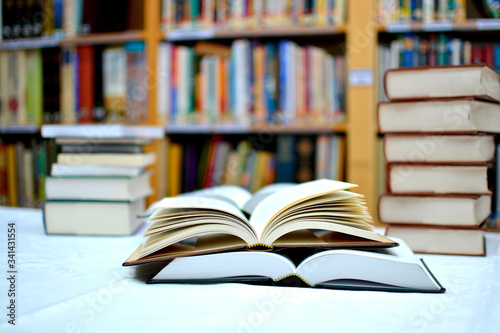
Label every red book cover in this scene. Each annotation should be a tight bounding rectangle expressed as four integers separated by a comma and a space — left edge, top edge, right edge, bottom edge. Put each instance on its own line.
483, 45, 494, 67
77, 45, 95, 123
202, 134, 223, 188
471, 46, 483, 64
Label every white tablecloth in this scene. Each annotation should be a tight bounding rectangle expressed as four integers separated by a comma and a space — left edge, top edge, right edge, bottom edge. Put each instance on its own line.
1, 207, 499, 333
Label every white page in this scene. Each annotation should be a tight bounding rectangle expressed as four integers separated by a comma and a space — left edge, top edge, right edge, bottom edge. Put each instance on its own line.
249, 179, 357, 239
153, 197, 251, 225
152, 251, 296, 281
242, 183, 296, 214
178, 185, 252, 209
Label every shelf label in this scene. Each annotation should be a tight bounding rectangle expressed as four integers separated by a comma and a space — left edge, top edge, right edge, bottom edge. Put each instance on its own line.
168, 29, 215, 41
476, 19, 500, 30
385, 22, 411, 33
422, 22, 452, 31
348, 68, 374, 87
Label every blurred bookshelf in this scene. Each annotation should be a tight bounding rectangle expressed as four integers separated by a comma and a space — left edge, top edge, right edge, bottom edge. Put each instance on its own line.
3, 0, 499, 220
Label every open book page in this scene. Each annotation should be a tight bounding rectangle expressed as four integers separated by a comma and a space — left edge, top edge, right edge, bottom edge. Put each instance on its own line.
177, 185, 252, 209
296, 242, 441, 290
250, 179, 358, 237
242, 183, 296, 215
152, 196, 249, 221
149, 238, 443, 292
152, 251, 296, 281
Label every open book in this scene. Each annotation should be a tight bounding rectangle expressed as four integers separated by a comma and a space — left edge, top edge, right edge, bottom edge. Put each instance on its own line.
148, 238, 445, 293
124, 179, 396, 266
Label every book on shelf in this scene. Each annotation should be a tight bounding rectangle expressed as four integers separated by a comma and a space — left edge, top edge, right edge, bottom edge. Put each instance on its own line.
56, 152, 156, 167
123, 179, 397, 266
160, 0, 347, 32
378, 194, 492, 227
377, 98, 500, 134
377, 0, 467, 23
387, 164, 492, 195
60, 144, 144, 154
44, 172, 152, 201
384, 64, 500, 102
0, 139, 52, 208
43, 198, 146, 236
53, 137, 154, 145
383, 134, 497, 163
157, 40, 345, 126
385, 225, 485, 256
148, 237, 445, 293
50, 163, 145, 177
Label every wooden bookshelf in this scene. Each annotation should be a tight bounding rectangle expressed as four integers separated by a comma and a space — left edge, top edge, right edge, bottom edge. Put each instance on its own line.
379, 19, 500, 33
59, 30, 145, 46
0, 36, 63, 50
0, 125, 40, 135
164, 123, 346, 135
346, 0, 378, 220
167, 25, 346, 41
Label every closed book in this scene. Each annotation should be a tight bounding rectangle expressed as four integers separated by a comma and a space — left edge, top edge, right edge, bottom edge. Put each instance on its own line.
102, 47, 126, 121
385, 225, 485, 256
43, 198, 146, 236
387, 163, 492, 195
56, 152, 156, 167
60, 144, 143, 154
378, 194, 492, 227
50, 163, 145, 177
275, 135, 297, 183
384, 64, 500, 102
124, 41, 147, 124
25, 49, 43, 125
377, 98, 500, 134
45, 172, 152, 201
0, 144, 8, 205
77, 45, 95, 123
383, 134, 496, 163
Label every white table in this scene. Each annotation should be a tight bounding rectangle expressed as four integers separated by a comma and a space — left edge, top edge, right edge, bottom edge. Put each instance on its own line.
1, 207, 499, 333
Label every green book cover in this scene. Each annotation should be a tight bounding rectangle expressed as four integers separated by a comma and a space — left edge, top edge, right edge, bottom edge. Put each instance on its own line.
26, 49, 43, 125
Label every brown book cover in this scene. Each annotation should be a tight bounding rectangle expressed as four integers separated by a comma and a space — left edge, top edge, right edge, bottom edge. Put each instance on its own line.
383, 63, 500, 102
123, 231, 398, 266
385, 162, 494, 195
385, 224, 486, 256
378, 193, 492, 228
382, 133, 496, 164
376, 97, 500, 134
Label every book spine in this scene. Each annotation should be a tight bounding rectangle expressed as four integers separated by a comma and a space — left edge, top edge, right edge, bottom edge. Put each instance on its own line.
77, 45, 95, 123
124, 41, 147, 124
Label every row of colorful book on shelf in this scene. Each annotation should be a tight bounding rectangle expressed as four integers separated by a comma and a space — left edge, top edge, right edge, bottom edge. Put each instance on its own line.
0, 138, 57, 208
161, 0, 347, 31
165, 133, 345, 197
0, 41, 147, 125
1, 0, 143, 41
377, 63, 500, 256
378, 34, 500, 101
376, 0, 468, 23
157, 40, 346, 126
1, 0, 61, 41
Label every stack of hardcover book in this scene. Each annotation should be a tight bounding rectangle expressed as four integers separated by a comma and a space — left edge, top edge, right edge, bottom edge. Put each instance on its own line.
377, 64, 500, 256
41, 125, 159, 236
